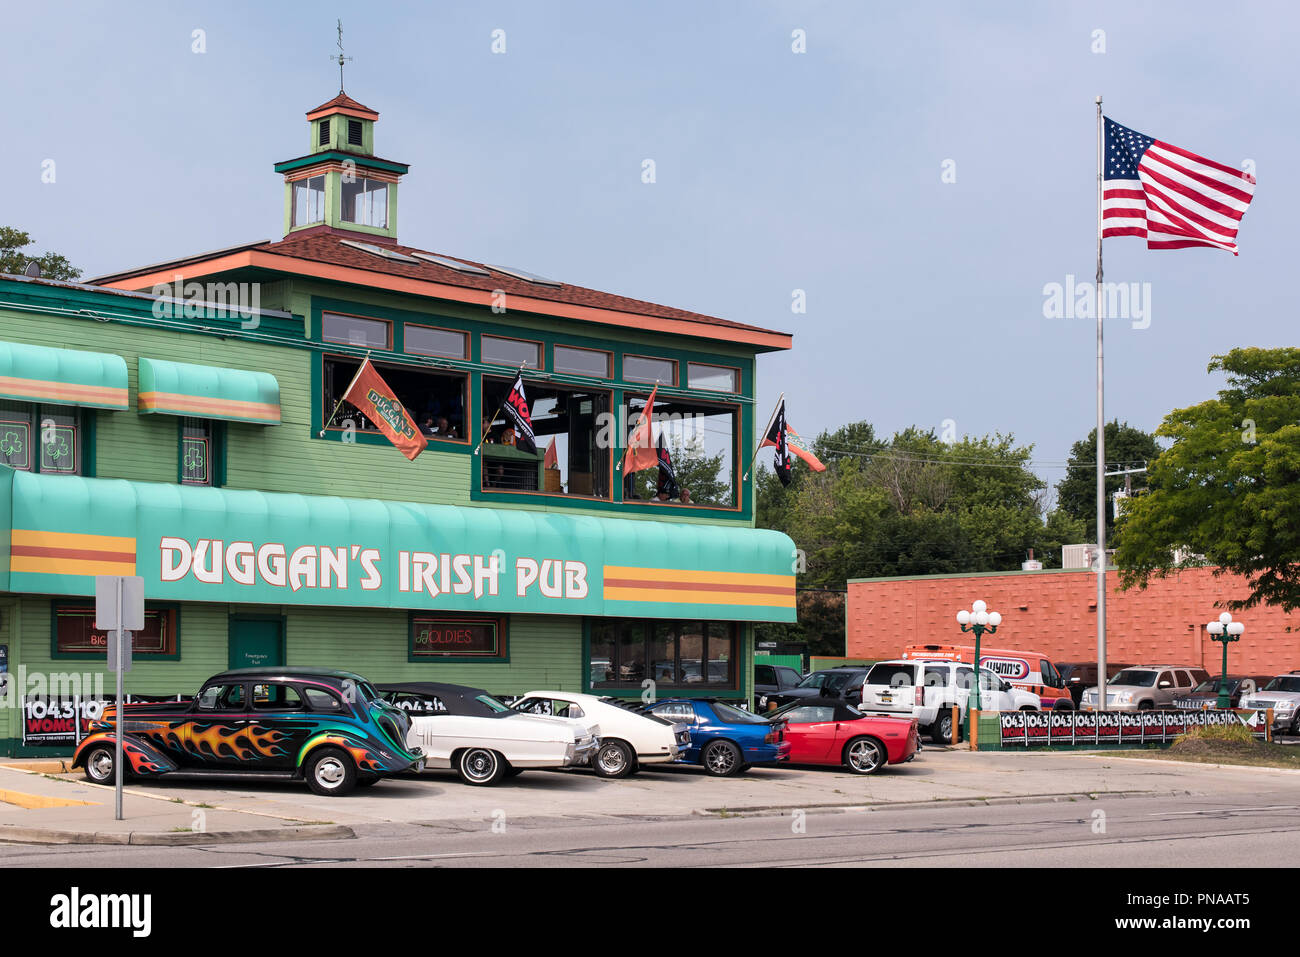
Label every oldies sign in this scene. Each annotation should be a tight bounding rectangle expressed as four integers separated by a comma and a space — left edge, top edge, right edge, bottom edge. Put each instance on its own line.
998, 709, 1270, 747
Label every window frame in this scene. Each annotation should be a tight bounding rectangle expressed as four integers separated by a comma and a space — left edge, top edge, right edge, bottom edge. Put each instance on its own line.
619, 389, 743, 511
480, 334, 543, 371
407, 612, 509, 663
320, 352, 471, 447
622, 354, 678, 386
553, 344, 612, 379
291, 174, 327, 228
178, 417, 225, 487
321, 310, 394, 351
339, 176, 390, 229
403, 323, 469, 361
687, 361, 741, 393
586, 618, 740, 695
50, 602, 182, 661
0, 402, 93, 477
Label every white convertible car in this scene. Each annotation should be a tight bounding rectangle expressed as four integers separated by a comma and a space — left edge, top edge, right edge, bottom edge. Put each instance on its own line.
512, 690, 690, 778
378, 683, 599, 786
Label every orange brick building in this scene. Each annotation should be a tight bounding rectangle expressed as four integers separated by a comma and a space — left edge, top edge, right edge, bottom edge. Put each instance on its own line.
846, 567, 1300, 676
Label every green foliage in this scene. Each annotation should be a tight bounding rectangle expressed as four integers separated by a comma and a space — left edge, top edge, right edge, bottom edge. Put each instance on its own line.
755, 421, 1081, 653
0, 226, 82, 281
1116, 348, 1300, 612
1056, 420, 1161, 541
1176, 722, 1253, 745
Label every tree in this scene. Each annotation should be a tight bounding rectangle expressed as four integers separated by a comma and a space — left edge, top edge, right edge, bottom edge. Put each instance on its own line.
630, 433, 728, 505
1116, 348, 1300, 611
1056, 420, 1160, 542
0, 226, 81, 281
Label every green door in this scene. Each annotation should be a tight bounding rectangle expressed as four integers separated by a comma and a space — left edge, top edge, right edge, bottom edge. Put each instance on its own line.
228, 617, 284, 670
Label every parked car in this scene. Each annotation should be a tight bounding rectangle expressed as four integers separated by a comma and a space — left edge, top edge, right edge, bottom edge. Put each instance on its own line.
754, 662, 804, 711
762, 666, 872, 710
646, 698, 790, 775
767, 697, 918, 774
903, 643, 1074, 710
1239, 672, 1300, 734
1171, 675, 1270, 711
860, 658, 1035, 743
71, 667, 424, 796
1058, 661, 1133, 707
377, 682, 599, 786
1079, 665, 1210, 712
512, 690, 689, 778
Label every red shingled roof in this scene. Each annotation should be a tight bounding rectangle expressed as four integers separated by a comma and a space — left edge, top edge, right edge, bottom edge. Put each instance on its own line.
306, 93, 378, 120
252, 232, 785, 338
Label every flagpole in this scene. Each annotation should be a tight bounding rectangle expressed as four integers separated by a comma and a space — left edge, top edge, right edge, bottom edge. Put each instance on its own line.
318, 350, 371, 437
742, 393, 784, 482
1095, 94, 1108, 710
472, 361, 528, 456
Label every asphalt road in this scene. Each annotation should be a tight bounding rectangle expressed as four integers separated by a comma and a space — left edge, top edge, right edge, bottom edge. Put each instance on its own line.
3, 791, 1297, 868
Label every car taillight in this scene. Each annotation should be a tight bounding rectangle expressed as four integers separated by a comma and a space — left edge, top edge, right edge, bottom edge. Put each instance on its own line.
765, 731, 774, 743
915, 685, 924, 706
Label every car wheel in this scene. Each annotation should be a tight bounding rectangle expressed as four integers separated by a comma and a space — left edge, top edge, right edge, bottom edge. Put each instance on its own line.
592, 739, 634, 779
83, 745, 115, 785
1138, 701, 1155, 711
843, 737, 887, 775
457, 748, 506, 786
1289, 712, 1300, 736
1019, 705, 1037, 712
931, 710, 954, 744
305, 747, 358, 796
1054, 699, 1075, 711
702, 740, 743, 777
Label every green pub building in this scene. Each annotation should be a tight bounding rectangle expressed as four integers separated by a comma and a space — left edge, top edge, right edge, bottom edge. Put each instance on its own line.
0, 91, 796, 755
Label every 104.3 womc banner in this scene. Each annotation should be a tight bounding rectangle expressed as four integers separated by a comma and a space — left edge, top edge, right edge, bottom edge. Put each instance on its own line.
998, 708, 1271, 747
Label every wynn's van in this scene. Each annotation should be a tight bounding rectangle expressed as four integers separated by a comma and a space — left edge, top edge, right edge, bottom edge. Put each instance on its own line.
902, 643, 1074, 710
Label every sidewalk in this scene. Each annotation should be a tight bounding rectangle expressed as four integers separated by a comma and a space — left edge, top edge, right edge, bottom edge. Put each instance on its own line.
0, 765, 352, 845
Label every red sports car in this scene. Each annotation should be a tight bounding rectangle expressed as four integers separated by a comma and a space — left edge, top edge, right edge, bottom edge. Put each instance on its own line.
767, 697, 918, 774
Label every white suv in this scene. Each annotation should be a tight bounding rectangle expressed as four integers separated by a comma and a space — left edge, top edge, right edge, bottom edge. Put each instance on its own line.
860, 658, 1037, 743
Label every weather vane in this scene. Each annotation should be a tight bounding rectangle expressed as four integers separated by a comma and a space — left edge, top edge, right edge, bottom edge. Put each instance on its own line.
330, 19, 352, 93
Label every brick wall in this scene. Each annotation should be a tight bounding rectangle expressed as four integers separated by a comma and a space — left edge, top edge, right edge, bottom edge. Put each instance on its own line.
847, 567, 1300, 675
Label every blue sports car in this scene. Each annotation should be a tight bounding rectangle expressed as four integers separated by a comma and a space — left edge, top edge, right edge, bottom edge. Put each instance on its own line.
645, 698, 791, 776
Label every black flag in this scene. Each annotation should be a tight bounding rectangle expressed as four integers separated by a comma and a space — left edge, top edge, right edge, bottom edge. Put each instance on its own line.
766, 400, 792, 487
501, 370, 537, 454
655, 431, 679, 499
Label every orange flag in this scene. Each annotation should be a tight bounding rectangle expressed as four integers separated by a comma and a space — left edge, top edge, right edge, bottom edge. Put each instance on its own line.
621, 385, 659, 474
341, 358, 428, 461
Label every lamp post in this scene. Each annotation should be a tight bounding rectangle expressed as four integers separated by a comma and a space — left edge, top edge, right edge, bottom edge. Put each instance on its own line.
956, 600, 1001, 736
1205, 612, 1245, 709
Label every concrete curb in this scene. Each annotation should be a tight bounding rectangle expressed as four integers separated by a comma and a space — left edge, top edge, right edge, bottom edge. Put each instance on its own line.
0, 822, 355, 846
1081, 753, 1300, 774
694, 788, 1199, 818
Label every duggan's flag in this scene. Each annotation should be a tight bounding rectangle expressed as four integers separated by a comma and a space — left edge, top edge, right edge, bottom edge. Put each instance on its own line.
341, 358, 428, 461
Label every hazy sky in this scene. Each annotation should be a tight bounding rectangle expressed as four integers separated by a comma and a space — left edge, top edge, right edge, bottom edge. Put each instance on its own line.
3, 1, 1293, 497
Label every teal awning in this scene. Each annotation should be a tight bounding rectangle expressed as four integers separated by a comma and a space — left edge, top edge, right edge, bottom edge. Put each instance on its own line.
0, 339, 128, 410
0, 470, 796, 623
138, 357, 281, 425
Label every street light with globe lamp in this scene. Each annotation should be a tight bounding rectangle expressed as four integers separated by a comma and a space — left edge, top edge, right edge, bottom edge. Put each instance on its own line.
1206, 612, 1245, 709
956, 600, 1001, 736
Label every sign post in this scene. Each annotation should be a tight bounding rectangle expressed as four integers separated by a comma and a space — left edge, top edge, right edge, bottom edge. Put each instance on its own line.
96, 575, 144, 821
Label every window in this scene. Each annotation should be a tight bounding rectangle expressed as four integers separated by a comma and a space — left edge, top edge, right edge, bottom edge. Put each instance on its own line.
180, 418, 220, 487
589, 619, 739, 691
787, 705, 836, 724
0, 402, 85, 475
252, 683, 305, 711
347, 119, 363, 146
409, 614, 505, 659
197, 683, 246, 711
514, 697, 585, 719
623, 355, 676, 385
405, 325, 467, 360
53, 605, 178, 657
322, 312, 390, 349
318, 119, 330, 146
292, 175, 326, 227
755, 665, 775, 685
303, 687, 344, 711
623, 392, 738, 507
688, 362, 739, 392
553, 345, 611, 378
481, 335, 540, 369
480, 377, 610, 496
340, 177, 388, 229
323, 356, 467, 442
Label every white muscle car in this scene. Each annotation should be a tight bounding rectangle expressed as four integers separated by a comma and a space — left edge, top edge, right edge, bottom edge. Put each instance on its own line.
378, 683, 599, 786
512, 690, 690, 778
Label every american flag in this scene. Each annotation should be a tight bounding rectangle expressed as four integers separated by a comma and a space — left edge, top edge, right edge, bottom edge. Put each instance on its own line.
1102, 117, 1256, 255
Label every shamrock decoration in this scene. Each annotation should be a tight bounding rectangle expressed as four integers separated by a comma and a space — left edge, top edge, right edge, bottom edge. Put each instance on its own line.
183, 442, 206, 474
0, 430, 23, 457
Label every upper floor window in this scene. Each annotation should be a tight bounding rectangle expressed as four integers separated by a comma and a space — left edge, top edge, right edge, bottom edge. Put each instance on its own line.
687, 362, 739, 393
0, 401, 84, 475
323, 355, 467, 443
322, 312, 391, 349
341, 177, 388, 229
623, 392, 738, 508
405, 324, 467, 360
481, 335, 541, 369
318, 119, 331, 146
623, 355, 676, 385
347, 119, 364, 146
291, 175, 326, 227
553, 345, 611, 378
180, 417, 221, 487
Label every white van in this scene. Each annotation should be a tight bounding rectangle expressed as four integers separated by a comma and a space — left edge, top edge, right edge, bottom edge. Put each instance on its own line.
861, 658, 1037, 743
